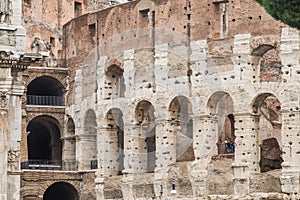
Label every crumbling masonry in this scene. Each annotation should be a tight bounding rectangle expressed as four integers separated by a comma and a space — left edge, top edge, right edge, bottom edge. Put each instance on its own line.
0, 0, 300, 199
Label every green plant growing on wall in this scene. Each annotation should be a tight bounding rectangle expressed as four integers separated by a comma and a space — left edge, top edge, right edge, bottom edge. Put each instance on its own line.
256, 0, 300, 29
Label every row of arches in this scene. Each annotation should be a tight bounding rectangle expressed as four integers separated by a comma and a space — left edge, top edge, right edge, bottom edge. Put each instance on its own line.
25, 92, 283, 173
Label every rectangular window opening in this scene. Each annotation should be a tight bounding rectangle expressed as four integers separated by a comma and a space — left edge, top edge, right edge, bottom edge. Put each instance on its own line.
50, 37, 55, 46
89, 23, 96, 37
74, 1, 82, 18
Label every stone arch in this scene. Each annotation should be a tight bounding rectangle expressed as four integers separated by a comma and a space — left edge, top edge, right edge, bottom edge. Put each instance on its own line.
135, 100, 156, 172
66, 117, 75, 137
24, 69, 68, 89
43, 182, 79, 200
250, 44, 282, 83
104, 108, 124, 175
26, 110, 65, 127
26, 115, 62, 169
207, 91, 235, 154
104, 64, 125, 99
82, 109, 98, 169
26, 75, 65, 106
252, 93, 283, 173
62, 117, 76, 171
169, 96, 194, 162
84, 109, 97, 135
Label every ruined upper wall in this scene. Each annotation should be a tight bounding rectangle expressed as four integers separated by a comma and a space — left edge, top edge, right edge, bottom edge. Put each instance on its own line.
87, 0, 133, 12
22, 0, 89, 60
63, 0, 286, 65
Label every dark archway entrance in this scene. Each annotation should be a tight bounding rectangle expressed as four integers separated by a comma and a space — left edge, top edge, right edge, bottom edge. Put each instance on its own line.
169, 96, 194, 162
135, 100, 156, 173
253, 93, 283, 172
27, 76, 64, 106
43, 182, 79, 200
26, 116, 62, 169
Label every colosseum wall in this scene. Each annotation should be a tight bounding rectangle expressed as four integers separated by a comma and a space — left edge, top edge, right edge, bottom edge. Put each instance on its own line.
62, 0, 300, 199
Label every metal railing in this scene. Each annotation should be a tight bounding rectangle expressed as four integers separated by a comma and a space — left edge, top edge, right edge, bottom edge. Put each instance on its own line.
21, 160, 62, 170
63, 161, 78, 171
27, 95, 64, 106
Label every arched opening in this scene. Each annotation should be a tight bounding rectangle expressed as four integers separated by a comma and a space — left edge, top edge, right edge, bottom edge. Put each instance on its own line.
169, 96, 194, 162
84, 109, 97, 169
135, 100, 156, 172
43, 182, 79, 200
25, 116, 62, 170
27, 76, 65, 106
253, 93, 283, 173
208, 92, 235, 154
251, 44, 282, 83
105, 108, 124, 175
62, 117, 76, 171
66, 118, 75, 136
104, 65, 125, 99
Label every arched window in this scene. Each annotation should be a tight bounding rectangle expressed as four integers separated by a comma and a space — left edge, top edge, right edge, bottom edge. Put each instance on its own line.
135, 100, 156, 172
25, 115, 62, 170
27, 76, 65, 106
62, 117, 76, 171
43, 182, 79, 200
84, 109, 98, 170
104, 65, 125, 99
251, 44, 282, 83
253, 93, 283, 172
169, 96, 194, 162
105, 108, 124, 174
208, 92, 235, 155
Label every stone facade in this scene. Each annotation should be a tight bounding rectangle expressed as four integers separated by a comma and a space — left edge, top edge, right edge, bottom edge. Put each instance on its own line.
63, 0, 300, 199
0, 0, 300, 199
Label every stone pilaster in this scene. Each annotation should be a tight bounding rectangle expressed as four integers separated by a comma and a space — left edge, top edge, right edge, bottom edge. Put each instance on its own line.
61, 136, 77, 171
234, 112, 260, 172
190, 159, 209, 197
123, 123, 147, 174
121, 174, 134, 200
155, 118, 176, 169
76, 134, 97, 171
97, 126, 120, 176
123, 49, 134, 98
232, 112, 259, 197
0, 110, 8, 200
280, 111, 300, 195
95, 174, 105, 200
232, 162, 250, 197
189, 114, 220, 197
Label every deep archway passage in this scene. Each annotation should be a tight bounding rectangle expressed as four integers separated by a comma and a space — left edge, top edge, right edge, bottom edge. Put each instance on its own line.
135, 100, 156, 172
253, 93, 283, 172
105, 108, 124, 175
208, 92, 235, 154
26, 116, 62, 169
169, 96, 194, 162
27, 76, 65, 106
43, 182, 79, 200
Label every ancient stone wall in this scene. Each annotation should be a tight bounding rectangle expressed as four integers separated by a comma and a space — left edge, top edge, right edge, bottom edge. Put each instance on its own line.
63, 0, 300, 199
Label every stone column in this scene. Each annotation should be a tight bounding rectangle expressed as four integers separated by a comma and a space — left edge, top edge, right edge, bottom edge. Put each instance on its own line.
76, 134, 97, 171
62, 136, 76, 170
121, 174, 134, 200
155, 118, 176, 169
0, 110, 8, 200
153, 118, 177, 198
95, 174, 105, 200
123, 123, 147, 174
190, 114, 212, 197
232, 112, 259, 197
281, 111, 300, 195
98, 126, 119, 176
